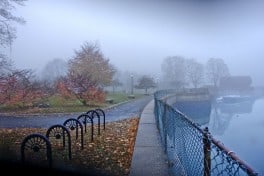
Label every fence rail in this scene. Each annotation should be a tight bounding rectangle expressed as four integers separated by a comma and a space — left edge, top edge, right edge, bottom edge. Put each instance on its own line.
154, 89, 258, 176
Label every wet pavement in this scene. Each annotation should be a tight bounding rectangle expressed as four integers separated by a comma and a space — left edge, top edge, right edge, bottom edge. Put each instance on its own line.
129, 99, 170, 176
0, 95, 153, 128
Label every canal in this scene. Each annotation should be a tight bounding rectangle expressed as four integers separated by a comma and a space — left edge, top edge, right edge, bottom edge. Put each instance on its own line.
174, 96, 264, 175
205, 97, 264, 175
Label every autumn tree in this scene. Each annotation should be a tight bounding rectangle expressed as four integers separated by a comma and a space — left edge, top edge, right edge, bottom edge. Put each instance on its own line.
0, 55, 15, 104
0, 0, 26, 48
0, 68, 42, 107
1, 55, 42, 108
185, 59, 204, 88
135, 75, 156, 94
10, 69, 42, 106
161, 56, 187, 89
62, 41, 115, 105
206, 58, 230, 88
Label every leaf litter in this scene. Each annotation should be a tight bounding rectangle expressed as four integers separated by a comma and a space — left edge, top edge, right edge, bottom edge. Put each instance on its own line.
0, 117, 139, 176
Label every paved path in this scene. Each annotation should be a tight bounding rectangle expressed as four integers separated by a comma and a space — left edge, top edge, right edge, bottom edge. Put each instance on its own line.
129, 99, 171, 176
0, 96, 153, 128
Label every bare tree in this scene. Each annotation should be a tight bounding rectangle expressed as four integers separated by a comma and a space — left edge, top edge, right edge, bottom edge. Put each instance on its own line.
0, 0, 26, 48
109, 68, 122, 93
135, 75, 156, 94
41, 58, 68, 84
161, 56, 187, 89
206, 58, 230, 88
110, 78, 122, 93
0, 54, 13, 75
185, 59, 204, 88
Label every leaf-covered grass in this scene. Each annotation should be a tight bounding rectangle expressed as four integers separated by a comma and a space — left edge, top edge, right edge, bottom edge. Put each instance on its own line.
48, 95, 84, 106
106, 92, 143, 104
0, 117, 139, 176
0, 93, 145, 114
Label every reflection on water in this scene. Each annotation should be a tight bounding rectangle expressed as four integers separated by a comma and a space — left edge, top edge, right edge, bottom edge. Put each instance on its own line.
174, 96, 264, 175
205, 97, 264, 175
173, 100, 211, 125
207, 98, 255, 135
218, 99, 254, 114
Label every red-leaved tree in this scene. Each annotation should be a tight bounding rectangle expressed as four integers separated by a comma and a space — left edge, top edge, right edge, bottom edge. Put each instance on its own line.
57, 41, 115, 105
0, 69, 43, 107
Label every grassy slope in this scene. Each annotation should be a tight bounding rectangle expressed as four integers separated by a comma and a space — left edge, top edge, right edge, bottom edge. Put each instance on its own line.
0, 92, 144, 114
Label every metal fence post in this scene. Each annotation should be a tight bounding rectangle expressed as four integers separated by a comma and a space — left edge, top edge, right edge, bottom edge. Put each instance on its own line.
203, 127, 211, 176
163, 102, 168, 154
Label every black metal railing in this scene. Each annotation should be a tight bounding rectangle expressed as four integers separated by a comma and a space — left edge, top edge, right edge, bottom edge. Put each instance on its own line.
20, 108, 106, 167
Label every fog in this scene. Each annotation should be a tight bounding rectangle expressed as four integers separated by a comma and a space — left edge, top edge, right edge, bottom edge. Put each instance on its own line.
2, 0, 264, 86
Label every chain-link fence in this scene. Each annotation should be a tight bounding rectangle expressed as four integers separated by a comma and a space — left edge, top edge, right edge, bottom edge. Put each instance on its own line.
154, 90, 258, 176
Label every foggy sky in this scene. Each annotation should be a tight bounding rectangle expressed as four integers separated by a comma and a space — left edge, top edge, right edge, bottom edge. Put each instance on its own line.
3, 0, 264, 86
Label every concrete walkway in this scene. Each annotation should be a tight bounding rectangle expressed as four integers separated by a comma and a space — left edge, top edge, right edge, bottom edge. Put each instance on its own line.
129, 99, 170, 176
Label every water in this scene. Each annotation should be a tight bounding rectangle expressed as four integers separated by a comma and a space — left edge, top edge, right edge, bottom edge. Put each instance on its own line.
205, 97, 264, 175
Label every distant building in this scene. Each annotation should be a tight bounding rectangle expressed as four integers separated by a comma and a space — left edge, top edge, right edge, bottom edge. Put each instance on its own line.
219, 76, 253, 94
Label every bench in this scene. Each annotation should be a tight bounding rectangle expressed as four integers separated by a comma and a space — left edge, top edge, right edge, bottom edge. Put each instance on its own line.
105, 98, 114, 104
128, 95, 135, 99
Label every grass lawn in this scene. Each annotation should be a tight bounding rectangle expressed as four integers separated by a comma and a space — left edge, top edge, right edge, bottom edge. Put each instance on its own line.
0, 92, 144, 115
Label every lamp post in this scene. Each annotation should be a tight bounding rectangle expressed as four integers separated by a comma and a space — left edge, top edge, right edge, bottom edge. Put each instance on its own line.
156, 77, 159, 90
131, 74, 134, 95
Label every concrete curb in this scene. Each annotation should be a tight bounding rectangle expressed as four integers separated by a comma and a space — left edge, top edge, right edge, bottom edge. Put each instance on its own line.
129, 99, 170, 176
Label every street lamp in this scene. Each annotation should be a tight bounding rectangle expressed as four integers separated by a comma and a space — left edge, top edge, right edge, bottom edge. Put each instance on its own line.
131, 74, 134, 95
156, 77, 159, 90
